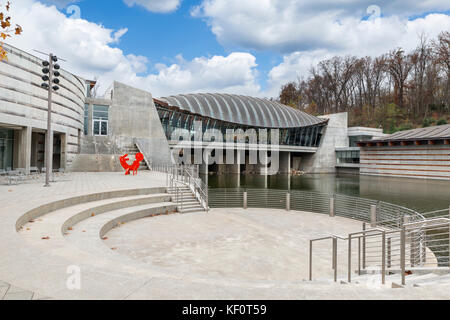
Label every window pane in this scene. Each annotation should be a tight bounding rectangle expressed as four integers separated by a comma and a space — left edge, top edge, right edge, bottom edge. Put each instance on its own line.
101, 121, 108, 135
93, 105, 109, 120
93, 121, 100, 135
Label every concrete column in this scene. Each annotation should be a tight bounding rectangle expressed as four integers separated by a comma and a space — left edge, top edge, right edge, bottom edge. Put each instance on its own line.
88, 103, 93, 136
286, 193, 290, 211
329, 198, 335, 217
370, 205, 377, 227
60, 133, 67, 169
18, 126, 32, 173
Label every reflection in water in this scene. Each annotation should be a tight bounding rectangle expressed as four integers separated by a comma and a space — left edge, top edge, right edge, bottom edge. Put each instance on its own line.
205, 173, 450, 213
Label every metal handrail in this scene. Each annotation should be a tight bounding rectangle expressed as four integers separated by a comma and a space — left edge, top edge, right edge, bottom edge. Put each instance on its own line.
309, 217, 450, 286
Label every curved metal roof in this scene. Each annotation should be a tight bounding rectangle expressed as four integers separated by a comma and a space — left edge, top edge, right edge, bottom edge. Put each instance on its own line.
158, 93, 325, 128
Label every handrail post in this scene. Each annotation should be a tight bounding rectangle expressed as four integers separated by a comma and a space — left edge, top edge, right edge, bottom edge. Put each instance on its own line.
362, 223, 366, 269
309, 240, 313, 281
448, 205, 450, 267
329, 197, 335, 217
348, 234, 352, 283
286, 192, 290, 211
382, 231, 386, 285
358, 237, 361, 276
243, 191, 247, 209
333, 237, 338, 282
401, 226, 406, 285
387, 237, 392, 269
370, 204, 377, 227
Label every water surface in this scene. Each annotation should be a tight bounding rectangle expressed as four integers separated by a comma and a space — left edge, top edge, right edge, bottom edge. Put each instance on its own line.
205, 173, 450, 213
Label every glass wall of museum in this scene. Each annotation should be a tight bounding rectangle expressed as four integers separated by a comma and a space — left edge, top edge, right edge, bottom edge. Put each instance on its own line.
156, 104, 325, 147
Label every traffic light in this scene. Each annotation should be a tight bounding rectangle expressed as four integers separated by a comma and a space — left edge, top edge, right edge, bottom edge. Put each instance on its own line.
41, 54, 61, 92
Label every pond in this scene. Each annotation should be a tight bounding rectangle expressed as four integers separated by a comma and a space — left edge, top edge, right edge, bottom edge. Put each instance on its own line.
205, 173, 450, 213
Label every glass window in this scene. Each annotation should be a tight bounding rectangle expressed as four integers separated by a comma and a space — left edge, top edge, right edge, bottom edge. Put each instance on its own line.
0, 128, 14, 170
93, 105, 109, 136
84, 104, 89, 135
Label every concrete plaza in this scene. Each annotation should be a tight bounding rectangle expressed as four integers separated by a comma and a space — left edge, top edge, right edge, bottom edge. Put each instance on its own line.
1, 172, 450, 300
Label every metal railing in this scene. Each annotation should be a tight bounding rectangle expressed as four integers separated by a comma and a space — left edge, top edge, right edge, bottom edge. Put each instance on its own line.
208, 188, 424, 224
152, 163, 209, 212
208, 188, 448, 285
309, 216, 450, 286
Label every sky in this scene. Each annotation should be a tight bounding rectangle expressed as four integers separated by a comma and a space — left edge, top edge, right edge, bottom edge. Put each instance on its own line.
5, 0, 450, 98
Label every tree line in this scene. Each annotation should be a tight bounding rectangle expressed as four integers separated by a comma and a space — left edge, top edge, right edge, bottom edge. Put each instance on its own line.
278, 32, 449, 133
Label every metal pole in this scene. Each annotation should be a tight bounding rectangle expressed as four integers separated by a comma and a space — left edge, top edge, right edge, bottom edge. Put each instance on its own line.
243, 191, 248, 209
358, 237, 361, 276
401, 226, 406, 285
382, 231, 386, 285
387, 237, 392, 269
286, 192, 290, 211
348, 234, 352, 283
206, 164, 209, 213
333, 237, 337, 282
44, 53, 54, 187
370, 204, 377, 227
329, 197, 335, 217
362, 223, 366, 269
309, 240, 313, 281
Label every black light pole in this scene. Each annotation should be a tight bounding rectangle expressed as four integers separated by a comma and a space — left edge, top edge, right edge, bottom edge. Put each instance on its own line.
41, 54, 60, 187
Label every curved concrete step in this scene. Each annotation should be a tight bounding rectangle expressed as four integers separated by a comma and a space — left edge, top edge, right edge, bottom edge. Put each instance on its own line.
61, 193, 172, 233
65, 202, 177, 260
16, 187, 168, 231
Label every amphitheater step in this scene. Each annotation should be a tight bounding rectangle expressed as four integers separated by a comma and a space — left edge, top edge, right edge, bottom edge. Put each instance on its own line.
65, 201, 177, 260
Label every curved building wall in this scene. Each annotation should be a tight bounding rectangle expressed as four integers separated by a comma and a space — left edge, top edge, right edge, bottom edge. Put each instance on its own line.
0, 44, 86, 171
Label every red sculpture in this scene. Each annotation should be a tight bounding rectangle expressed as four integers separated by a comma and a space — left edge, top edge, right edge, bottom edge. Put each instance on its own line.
120, 153, 144, 175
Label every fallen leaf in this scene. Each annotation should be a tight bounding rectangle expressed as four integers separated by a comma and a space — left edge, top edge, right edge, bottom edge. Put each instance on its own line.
91, 213, 95, 217
82, 230, 86, 233
102, 237, 108, 240
41, 236, 50, 240
29, 219, 35, 223
68, 227, 73, 231
26, 228, 30, 231
111, 247, 117, 250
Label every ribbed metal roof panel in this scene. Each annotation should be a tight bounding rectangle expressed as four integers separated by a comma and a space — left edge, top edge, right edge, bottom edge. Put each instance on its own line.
159, 93, 325, 128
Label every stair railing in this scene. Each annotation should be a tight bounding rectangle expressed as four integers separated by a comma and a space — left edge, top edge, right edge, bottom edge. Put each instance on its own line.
309, 217, 450, 286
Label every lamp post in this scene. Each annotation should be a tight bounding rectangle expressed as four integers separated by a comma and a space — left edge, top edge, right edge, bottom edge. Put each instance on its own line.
41, 53, 60, 187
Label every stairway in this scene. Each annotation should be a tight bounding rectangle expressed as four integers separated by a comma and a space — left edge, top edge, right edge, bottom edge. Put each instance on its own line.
167, 184, 206, 213
121, 144, 149, 171
316, 271, 450, 289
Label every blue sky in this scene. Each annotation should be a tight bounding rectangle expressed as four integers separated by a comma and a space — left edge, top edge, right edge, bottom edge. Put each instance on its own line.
8, 0, 450, 97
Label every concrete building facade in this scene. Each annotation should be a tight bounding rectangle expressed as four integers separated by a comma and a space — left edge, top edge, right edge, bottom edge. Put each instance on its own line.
0, 44, 85, 173
358, 125, 450, 180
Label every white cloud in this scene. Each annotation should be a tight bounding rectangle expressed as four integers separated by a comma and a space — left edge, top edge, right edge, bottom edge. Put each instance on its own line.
6, 0, 260, 97
192, 0, 449, 97
192, 0, 450, 53
143, 53, 260, 96
123, 0, 181, 13
264, 13, 450, 97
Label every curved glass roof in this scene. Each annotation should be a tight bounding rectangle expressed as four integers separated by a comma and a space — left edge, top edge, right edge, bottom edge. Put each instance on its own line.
159, 93, 325, 128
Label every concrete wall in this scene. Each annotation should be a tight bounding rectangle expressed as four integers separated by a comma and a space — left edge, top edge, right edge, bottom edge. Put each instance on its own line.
360, 144, 450, 181
0, 44, 85, 170
302, 112, 349, 173
70, 81, 172, 171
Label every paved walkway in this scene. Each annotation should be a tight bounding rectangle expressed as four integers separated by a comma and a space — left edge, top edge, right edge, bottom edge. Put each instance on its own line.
1, 172, 449, 299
